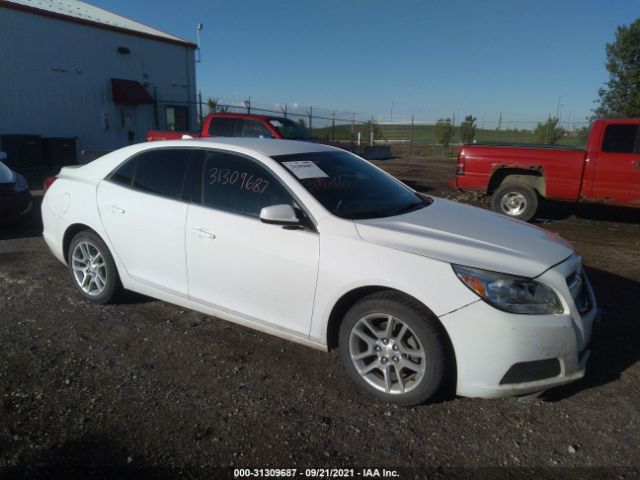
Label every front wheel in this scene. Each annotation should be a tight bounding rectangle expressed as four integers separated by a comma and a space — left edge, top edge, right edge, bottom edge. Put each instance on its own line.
68, 231, 121, 303
491, 183, 538, 222
339, 292, 449, 406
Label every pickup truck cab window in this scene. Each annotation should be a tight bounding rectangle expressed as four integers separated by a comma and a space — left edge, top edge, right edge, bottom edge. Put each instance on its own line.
273, 150, 430, 219
208, 118, 238, 137
199, 151, 293, 217
601, 124, 639, 153
241, 120, 275, 138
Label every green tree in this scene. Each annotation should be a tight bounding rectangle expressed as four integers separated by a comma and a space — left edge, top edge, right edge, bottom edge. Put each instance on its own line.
434, 118, 453, 147
459, 115, 477, 143
534, 117, 565, 145
207, 97, 229, 113
595, 19, 640, 118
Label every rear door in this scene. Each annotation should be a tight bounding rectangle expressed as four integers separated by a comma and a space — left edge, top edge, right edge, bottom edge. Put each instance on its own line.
591, 123, 638, 204
97, 148, 193, 297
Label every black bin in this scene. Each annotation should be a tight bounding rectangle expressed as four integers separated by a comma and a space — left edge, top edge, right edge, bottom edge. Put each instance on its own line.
43, 137, 77, 166
0, 135, 45, 169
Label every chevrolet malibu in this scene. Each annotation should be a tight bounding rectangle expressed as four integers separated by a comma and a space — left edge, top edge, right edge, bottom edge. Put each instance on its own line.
42, 139, 598, 405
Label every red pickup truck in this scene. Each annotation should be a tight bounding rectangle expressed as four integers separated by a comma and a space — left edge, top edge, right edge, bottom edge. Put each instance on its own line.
147, 113, 313, 142
453, 119, 640, 221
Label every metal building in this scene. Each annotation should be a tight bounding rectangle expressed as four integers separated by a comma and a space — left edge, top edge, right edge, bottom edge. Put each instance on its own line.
0, 0, 197, 163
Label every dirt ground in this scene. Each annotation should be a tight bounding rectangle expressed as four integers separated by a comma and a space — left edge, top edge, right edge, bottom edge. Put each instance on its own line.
1, 156, 639, 479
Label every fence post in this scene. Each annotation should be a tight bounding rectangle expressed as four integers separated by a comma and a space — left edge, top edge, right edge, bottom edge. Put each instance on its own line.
244, 97, 251, 114
308, 107, 313, 135
331, 112, 335, 142
351, 112, 355, 150
370, 116, 374, 147
198, 91, 203, 128
409, 114, 414, 156
153, 86, 159, 129
496, 112, 502, 144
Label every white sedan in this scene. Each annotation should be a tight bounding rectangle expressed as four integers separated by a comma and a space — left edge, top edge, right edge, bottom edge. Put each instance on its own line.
42, 139, 598, 405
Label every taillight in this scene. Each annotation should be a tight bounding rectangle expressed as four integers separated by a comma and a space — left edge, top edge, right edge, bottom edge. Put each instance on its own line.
43, 176, 57, 191
456, 154, 465, 175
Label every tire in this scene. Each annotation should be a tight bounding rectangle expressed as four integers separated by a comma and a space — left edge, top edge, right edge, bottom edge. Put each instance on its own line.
68, 230, 121, 304
491, 183, 538, 222
338, 291, 449, 406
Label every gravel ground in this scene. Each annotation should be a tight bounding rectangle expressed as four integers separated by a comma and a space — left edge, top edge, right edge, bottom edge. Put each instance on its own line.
1, 157, 639, 479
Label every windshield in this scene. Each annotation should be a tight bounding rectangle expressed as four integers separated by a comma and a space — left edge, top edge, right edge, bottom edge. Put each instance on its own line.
273, 151, 431, 219
268, 118, 313, 140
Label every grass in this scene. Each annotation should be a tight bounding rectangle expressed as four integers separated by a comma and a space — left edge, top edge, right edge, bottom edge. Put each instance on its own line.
311, 124, 583, 148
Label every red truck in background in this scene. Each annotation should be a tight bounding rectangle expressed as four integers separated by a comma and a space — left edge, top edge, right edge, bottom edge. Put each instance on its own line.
453, 119, 640, 221
147, 112, 313, 142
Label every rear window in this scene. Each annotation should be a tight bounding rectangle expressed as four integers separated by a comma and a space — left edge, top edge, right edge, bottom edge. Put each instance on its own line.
602, 124, 639, 153
208, 118, 238, 137
133, 150, 189, 198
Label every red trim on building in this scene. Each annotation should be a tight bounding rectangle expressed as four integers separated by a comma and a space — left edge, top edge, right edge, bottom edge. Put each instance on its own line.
111, 78, 154, 105
0, 1, 197, 49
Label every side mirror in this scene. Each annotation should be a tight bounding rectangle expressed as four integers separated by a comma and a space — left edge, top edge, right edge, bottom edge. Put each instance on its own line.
0, 151, 6, 161
260, 204, 299, 226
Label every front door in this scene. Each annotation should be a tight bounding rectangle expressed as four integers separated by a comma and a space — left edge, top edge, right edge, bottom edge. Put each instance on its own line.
185, 149, 320, 335
591, 123, 638, 204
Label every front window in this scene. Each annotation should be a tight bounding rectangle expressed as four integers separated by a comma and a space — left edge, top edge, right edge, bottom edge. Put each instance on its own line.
199, 151, 293, 217
268, 118, 313, 140
273, 151, 430, 219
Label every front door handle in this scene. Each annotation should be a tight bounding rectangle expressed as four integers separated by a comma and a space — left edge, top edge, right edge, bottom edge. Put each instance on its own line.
192, 227, 216, 239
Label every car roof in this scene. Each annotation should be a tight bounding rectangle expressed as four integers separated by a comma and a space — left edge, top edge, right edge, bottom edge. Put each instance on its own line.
190, 137, 339, 157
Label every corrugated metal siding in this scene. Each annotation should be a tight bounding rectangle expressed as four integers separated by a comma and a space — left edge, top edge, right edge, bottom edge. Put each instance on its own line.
0, 7, 197, 159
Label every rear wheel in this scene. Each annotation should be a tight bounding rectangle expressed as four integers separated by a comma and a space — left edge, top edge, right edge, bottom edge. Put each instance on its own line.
339, 292, 449, 406
491, 183, 538, 222
68, 231, 121, 303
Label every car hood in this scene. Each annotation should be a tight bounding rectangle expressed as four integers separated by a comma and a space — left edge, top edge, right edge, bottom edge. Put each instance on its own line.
0, 161, 15, 184
354, 197, 574, 278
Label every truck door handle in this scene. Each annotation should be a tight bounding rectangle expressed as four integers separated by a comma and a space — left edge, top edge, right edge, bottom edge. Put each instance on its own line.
107, 205, 125, 214
633, 160, 640, 168
192, 227, 216, 239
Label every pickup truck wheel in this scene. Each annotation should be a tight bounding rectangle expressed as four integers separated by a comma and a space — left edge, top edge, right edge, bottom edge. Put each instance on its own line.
491, 183, 538, 222
339, 292, 448, 406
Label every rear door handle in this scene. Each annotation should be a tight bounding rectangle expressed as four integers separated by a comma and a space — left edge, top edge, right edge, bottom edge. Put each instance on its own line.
192, 227, 216, 239
107, 205, 125, 214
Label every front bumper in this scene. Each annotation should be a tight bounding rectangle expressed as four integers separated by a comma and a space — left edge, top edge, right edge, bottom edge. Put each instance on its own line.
440, 255, 598, 398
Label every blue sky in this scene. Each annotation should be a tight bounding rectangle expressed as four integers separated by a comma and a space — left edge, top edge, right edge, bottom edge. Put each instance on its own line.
92, 0, 638, 127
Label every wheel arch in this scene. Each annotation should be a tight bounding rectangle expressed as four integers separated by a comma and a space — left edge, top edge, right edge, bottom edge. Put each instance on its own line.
488, 167, 546, 197
62, 223, 101, 264
326, 286, 455, 358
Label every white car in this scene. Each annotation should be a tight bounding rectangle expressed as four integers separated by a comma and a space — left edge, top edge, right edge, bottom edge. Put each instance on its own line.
42, 139, 598, 405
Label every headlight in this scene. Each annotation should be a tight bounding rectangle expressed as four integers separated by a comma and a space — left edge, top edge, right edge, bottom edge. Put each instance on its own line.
452, 265, 563, 315
12, 174, 28, 192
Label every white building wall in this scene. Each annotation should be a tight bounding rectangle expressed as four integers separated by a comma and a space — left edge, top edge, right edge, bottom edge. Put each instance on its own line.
0, 7, 196, 159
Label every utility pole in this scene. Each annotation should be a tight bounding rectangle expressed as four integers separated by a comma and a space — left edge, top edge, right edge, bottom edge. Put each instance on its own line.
496, 112, 502, 143
244, 96, 251, 114
556, 96, 562, 119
